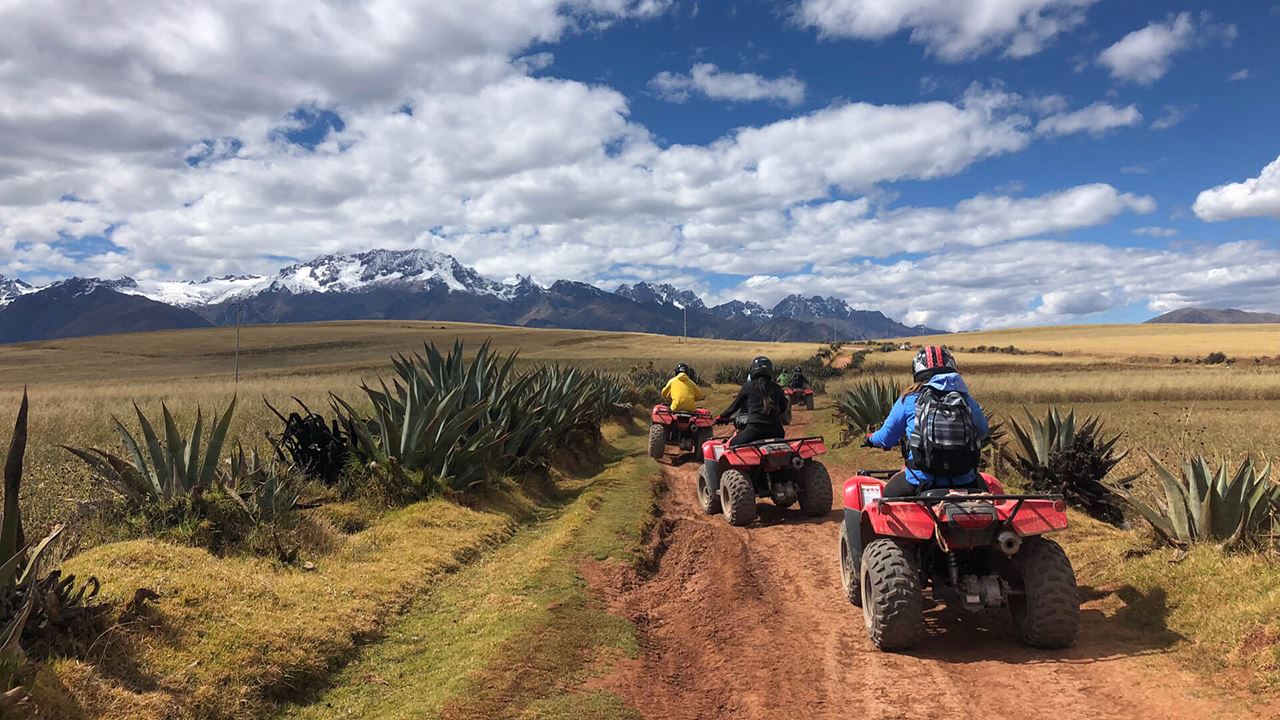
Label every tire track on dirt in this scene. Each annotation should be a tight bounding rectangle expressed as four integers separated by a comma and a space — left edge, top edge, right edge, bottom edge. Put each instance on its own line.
592, 408, 1275, 720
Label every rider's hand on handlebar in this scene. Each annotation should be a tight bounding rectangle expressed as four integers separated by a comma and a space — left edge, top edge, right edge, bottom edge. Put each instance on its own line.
715, 415, 731, 426
861, 434, 875, 448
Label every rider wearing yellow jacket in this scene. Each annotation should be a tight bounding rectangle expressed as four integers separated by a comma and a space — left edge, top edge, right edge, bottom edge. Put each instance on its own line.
661, 363, 705, 413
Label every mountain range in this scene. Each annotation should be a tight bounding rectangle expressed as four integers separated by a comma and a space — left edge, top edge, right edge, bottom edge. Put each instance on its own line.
1145, 307, 1280, 324
0, 250, 940, 344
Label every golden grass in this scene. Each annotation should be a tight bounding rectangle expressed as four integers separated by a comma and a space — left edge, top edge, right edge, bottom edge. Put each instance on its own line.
41, 495, 516, 719
282, 429, 654, 720
898, 323, 1280, 360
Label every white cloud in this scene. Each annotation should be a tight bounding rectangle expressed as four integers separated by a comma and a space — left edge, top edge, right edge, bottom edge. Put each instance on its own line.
649, 63, 806, 106
720, 239, 1280, 330
796, 0, 1097, 61
1098, 12, 1235, 85
786, 183, 1154, 258
1035, 102, 1141, 136
1193, 154, 1280, 221
1229, 68, 1249, 81
1151, 104, 1192, 130
1132, 226, 1177, 237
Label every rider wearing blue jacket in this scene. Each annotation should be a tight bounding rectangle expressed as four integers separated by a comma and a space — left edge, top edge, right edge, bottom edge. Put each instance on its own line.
865, 346, 988, 497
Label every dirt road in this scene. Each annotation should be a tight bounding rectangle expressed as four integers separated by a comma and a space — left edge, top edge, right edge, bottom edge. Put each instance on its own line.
590, 410, 1273, 720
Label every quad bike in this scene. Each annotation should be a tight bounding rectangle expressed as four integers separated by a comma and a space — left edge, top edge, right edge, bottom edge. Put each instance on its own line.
648, 405, 716, 461
838, 467, 1079, 651
697, 429, 832, 526
784, 385, 815, 410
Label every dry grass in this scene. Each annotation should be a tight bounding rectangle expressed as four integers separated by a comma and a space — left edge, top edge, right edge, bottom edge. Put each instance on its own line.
897, 323, 1280, 360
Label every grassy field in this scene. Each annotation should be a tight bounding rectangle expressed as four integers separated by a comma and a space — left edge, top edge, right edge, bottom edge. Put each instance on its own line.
897, 322, 1280, 361
6, 320, 1280, 716
0, 321, 816, 539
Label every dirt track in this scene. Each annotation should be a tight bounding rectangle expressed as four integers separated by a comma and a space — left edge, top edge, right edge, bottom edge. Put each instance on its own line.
590, 409, 1275, 720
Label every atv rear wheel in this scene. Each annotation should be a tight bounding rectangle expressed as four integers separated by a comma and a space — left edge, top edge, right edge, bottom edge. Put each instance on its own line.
719, 469, 756, 526
797, 460, 833, 517
1007, 537, 1079, 648
861, 538, 923, 651
805, 395, 814, 411
697, 464, 722, 515
839, 522, 861, 607
647, 423, 666, 460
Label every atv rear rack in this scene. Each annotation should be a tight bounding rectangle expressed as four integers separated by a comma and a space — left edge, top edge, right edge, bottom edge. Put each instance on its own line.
873, 493, 1065, 527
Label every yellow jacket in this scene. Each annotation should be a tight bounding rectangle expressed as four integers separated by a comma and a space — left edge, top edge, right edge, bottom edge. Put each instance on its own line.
661, 372, 705, 413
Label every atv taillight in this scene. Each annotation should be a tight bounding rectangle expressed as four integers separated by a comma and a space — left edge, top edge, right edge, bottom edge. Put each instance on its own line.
948, 512, 994, 529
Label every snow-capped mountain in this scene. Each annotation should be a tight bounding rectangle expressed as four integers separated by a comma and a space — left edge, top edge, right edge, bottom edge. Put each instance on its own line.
771, 295, 856, 320
0, 250, 939, 344
614, 282, 707, 311
708, 300, 772, 320
0, 276, 34, 306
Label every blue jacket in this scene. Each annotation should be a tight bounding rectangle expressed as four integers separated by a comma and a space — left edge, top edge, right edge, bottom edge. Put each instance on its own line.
867, 373, 989, 487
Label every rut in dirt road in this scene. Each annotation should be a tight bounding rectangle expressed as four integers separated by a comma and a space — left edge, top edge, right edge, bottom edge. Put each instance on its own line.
591, 409, 1273, 720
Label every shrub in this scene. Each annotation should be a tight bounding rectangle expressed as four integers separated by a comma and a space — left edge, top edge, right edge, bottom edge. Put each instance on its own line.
266, 398, 350, 486
619, 361, 667, 405
1003, 408, 1136, 527
333, 341, 626, 494
2, 392, 104, 711
63, 399, 235, 508
1116, 456, 1278, 549
713, 364, 748, 385
833, 378, 902, 444
1203, 351, 1229, 365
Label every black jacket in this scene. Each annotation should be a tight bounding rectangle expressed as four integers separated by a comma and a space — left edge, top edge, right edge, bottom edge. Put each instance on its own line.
720, 378, 789, 425
788, 372, 808, 389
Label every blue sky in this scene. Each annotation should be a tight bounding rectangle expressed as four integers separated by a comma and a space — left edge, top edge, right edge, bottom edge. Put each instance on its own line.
1, 0, 1278, 329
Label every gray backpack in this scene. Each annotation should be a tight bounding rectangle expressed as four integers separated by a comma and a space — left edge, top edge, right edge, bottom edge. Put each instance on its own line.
907, 387, 980, 478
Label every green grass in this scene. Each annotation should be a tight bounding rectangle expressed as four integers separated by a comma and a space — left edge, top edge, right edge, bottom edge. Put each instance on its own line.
279, 427, 657, 720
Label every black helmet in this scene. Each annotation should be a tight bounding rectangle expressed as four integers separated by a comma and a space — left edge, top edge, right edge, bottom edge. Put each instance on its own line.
793, 366, 803, 373
674, 362, 690, 376
912, 345, 957, 382
749, 356, 774, 379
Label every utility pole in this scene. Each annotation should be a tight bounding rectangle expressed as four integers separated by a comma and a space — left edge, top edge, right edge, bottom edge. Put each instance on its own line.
683, 304, 687, 344
234, 303, 242, 384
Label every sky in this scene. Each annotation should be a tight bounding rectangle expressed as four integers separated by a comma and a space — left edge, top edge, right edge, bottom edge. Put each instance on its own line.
1, 0, 1278, 331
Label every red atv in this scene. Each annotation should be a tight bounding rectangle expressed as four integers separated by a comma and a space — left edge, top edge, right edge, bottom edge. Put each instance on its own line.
697, 434, 832, 526
648, 405, 716, 461
784, 386, 815, 410
838, 468, 1079, 651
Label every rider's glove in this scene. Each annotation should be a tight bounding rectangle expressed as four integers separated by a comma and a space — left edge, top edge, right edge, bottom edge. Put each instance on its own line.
715, 415, 731, 426
861, 434, 875, 448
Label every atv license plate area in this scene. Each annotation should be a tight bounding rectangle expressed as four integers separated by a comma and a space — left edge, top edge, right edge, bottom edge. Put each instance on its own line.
759, 442, 793, 455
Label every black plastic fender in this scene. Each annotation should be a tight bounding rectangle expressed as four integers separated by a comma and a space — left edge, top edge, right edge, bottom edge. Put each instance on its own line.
843, 507, 865, 570
703, 460, 723, 498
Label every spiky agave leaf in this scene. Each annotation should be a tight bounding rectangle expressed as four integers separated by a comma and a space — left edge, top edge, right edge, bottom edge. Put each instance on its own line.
1, 390, 28, 588
834, 377, 902, 439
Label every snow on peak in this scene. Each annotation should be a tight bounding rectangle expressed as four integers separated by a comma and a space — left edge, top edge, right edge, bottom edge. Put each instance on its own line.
772, 294, 854, 320
614, 282, 707, 311
709, 299, 771, 319
0, 275, 34, 307
256, 249, 506, 297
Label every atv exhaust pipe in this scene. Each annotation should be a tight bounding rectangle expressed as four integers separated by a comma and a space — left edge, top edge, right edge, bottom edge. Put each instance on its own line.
997, 530, 1022, 557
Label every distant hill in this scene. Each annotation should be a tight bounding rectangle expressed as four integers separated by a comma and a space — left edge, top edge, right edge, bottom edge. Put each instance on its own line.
0, 279, 212, 343
1146, 308, 1280, 324
0, 250, 939, 344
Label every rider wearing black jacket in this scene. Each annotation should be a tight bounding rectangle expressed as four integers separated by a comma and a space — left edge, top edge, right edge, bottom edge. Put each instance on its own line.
717, 356, 789, 446
788, 366, 808, 389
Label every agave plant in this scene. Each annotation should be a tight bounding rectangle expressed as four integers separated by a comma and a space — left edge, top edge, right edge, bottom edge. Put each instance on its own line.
2, 392, 102, 716
220, 444, 302, 525
1116, 456, 1278, 549
834, 377, 902, 443
64, 399, 236, 506
334, 342, 628, 493
1003, 408, 1135, 526
266, 398, 349, 485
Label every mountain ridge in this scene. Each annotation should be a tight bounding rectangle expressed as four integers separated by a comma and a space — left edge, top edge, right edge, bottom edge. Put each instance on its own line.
0, 250, 939, 344
1146, 307, 1280, 324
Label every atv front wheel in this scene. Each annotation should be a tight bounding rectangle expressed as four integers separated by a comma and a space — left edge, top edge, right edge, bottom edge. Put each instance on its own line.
697, 464, 722, 515
719, 469, 757, 526
1008, 537, 1079, 648
839, 522, 861, 607
647, 423, 666, 460
861, 538, 923, 651
797, 460, 833, 517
